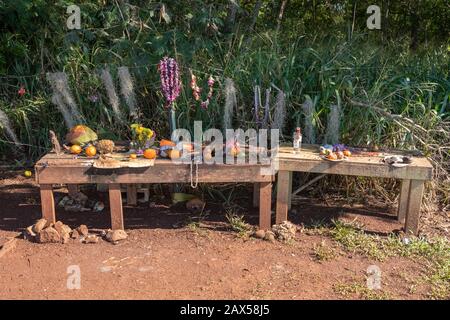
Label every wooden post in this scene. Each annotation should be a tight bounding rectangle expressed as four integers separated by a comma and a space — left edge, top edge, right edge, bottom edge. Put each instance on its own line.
127, 184, 137, 206
253, 183, 260, 208
40, 184, 56, 223
67, 184, 78, 197
404, 180, 425, 236
287, 171, 293, 210
276, 170, 290, 224
259, 182, 272, 230
397, 179, 410, 223
109, 183, 124, 230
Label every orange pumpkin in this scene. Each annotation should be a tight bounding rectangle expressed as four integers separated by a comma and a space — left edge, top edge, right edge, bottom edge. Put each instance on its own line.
85, 145, 97, 157
160, 139, 176, 147
70, 144, 82, 154
143, 149, 157, 159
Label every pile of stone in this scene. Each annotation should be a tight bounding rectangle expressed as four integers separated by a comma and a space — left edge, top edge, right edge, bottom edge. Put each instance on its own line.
253, 221, 297, 243
24, 219, 128, 245
58, 192, 104, 213
272, 221, 297, 242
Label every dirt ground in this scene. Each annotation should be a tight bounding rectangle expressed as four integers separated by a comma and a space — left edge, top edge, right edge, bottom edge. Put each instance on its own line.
0, 171, 448, 300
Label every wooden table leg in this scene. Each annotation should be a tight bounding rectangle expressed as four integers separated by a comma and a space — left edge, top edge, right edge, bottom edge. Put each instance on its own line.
127, 184, 137, 206
276, 170, 290, 224
109, 183, 124, 230
253, 183, 260, 208
397, 179, 410, 223
259, 182, 272, 230
287, 171, 293, 210
404, 180, 425, 236
40, 184, 56, 223
67, 184, 78, 197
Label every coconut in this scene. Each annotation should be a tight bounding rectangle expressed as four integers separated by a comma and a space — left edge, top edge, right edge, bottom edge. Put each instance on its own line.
65, 125, 98, 146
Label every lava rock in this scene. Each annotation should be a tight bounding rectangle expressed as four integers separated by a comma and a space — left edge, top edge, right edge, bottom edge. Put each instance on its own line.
32, 218, 48, 233
272, 221, 297, 242
70, 229, 79, 240
37, 227, 61, 244
254, 229, 266, 239
83, 234, 99, 244
105, 229, 128, 243
264, 231, 276, 243
76, 225, 89, 237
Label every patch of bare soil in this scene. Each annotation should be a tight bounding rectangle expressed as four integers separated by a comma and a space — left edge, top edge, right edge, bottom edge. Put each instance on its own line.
0, 171, 446, 299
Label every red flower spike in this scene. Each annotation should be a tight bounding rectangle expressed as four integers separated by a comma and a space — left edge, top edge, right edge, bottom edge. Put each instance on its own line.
18, 87, 26, 97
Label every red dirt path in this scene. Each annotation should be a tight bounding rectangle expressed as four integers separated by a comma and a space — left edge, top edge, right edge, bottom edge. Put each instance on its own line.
0, 172, 441, 299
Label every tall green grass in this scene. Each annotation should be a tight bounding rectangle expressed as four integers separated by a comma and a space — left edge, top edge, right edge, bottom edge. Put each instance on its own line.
0, 19, 448, 205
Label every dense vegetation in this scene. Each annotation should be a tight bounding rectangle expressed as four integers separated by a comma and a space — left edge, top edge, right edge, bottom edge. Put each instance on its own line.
0, 1, 449, 205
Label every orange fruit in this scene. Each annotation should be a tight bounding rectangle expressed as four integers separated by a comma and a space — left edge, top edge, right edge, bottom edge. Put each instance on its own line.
143, 149, 157, 159
85, 145, 97, 157
343, 150, 352, 157
160, 139, 176, 147
70, 144, 82, 154
326, 152, 337, 160
129, 153, 137, 160
167, 149, 181, 160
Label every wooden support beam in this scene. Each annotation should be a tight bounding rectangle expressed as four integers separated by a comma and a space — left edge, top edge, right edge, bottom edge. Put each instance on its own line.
287, 171, 293, 210
40, 184, 55, 223
109, 183, 124, 230
253, 183, 260, 208
404, 180, 424, 236
126, 184, 137, 206
292, 173, 326, 195
397, 179, 410, 223
276, 170, 290, 224
259, 182, 272, 230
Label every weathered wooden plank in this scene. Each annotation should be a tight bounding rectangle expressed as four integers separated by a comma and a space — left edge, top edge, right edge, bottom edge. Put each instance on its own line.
404, 180, 425, 235
36, 165, 273, 184
126, 184, 137, 206
276, 171, 290, 224
259, 182, 272, 230
279, 159, 432, 180
397, 179, 410, 223
40, 184, 56, 224
253, 183, 260, 208
109, 183, 124, 230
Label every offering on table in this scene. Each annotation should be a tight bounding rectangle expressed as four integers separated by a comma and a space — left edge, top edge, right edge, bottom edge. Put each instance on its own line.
383, 155, 412, 167
65, 125, 98, 146
319, 144, 351, 161
130, 124, 155, 151
85, 145, 97, 157
96, 139, 115, 155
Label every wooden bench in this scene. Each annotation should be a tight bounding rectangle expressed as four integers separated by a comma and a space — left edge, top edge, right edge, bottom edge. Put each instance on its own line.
275, 145, 433, 235
35, 153, 274, 230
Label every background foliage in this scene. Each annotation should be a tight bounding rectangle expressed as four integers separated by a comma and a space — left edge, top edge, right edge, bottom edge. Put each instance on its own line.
0, 0, 449, 205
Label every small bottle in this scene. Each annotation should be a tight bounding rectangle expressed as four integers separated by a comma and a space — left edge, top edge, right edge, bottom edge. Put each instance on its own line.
293, 127, 302, 154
